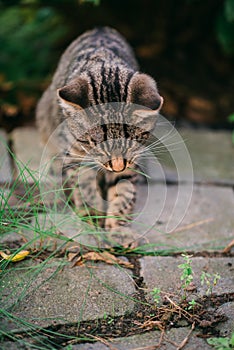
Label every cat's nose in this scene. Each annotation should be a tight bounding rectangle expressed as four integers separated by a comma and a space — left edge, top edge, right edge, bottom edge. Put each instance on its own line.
110, 157, 127, 172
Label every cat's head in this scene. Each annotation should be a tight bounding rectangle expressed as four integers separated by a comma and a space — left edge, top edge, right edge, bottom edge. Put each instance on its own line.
57, 73, 163, 173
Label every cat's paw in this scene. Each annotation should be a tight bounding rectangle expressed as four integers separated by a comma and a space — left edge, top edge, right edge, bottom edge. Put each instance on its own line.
104, 224, 140, 248
104, 217, 120, 230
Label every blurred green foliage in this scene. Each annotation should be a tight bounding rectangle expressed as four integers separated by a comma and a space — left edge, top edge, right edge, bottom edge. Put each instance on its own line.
80, 0, 100, 5
0, 1, 68, 126
0, 0, 233, 128
216, 0, 234, 54
0, 0, 233, 89
0, 5, 67, 83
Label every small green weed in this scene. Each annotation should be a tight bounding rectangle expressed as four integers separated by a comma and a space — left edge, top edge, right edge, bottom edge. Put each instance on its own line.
150, 287, 161, 306
103, 312, 114, 324
207, 331, 234, 350
178, 254, 194, 299
200, 271, 221, 295
187, 298, 197, 311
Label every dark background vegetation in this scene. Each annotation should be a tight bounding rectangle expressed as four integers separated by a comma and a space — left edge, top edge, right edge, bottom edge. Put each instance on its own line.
0, 0, 234, 131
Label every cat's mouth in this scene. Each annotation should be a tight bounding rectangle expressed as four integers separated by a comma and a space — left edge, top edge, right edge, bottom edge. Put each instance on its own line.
104, 157, 129, 172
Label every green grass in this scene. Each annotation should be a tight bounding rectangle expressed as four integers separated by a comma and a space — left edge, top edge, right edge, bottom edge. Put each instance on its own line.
0, 149, 229, 349
0, 154, 104, 348
0, 152, 160, 349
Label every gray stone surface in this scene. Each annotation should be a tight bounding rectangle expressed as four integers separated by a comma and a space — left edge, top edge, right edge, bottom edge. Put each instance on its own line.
2, 127, 234, 349
180, 129, 234, 183
0, 341, 25, 350
71, 328, 212, 349
11, 127, 44, 182
147, 129, 234, 184
0, 231, 23, 245
0, 129, 12, 183
1, 259, 135, 329
133, 184, 234, 251
0, 213, 108, 250
140, 256, 234, 302
216, 302, 234, 337
0, 214, 61, 250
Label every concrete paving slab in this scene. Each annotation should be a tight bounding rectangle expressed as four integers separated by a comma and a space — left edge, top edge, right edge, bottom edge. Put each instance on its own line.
18, 213, 109, 249
216, 302, 234, 337
180, 129, 234, 184
4, 184, 230, 255
1, 259, 135, 329
0, 129, 12, 183
1, 127, 233, 350
133, 184, 234, 251
0, 341, 25, 350
147, 129, 234, 184
140, 256, 234, 302
71, 327, 212, 349
11, 127, 44, 182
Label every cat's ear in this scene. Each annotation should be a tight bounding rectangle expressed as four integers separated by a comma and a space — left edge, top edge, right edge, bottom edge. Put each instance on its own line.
128, 73, 163, 131
128, 73, 163, 111
57, 77, 90, 111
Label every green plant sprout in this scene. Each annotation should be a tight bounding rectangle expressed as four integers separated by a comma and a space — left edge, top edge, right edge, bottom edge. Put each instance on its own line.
207, 331, 234, 350
178, 254, 194, 299
150, 288, 161, 306
200, 271, 221, 296
103, 312, 114, 324
187, 298, 197, 311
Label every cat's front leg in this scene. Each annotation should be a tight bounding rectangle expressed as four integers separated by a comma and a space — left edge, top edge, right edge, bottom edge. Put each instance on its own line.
105, 173, 137, 230
63, 165, 105, 218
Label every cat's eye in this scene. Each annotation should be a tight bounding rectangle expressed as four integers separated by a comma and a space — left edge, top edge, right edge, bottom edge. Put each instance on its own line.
140, 132, 150, 138
76, 138, 89, 144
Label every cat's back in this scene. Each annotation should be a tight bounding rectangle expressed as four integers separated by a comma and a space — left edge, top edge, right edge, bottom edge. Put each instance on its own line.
53, 27, 138, 87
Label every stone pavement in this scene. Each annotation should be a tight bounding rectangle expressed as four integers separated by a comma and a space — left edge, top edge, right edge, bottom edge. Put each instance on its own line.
0, 126, 233, 349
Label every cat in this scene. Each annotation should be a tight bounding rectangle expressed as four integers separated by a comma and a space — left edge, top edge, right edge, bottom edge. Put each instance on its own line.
36, 27, 163, 232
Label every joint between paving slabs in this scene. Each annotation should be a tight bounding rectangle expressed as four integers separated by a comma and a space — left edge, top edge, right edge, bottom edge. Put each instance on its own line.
1, 251, 233, 348
129, 255, 149, 302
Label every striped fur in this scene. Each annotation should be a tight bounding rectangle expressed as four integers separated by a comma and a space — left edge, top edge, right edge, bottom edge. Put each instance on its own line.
36, 27, 163, 230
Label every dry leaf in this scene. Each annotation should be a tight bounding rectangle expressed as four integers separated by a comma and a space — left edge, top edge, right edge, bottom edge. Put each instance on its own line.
68, 252, 80, 262
0, 250, 30, 262
74, 251, 133, 269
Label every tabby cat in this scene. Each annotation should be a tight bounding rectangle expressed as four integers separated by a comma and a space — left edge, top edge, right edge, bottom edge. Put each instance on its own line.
36, 27, 163, 231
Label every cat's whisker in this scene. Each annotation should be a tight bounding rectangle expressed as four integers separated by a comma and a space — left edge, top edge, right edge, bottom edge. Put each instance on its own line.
80, 162, 100, 170
78, 143, 91, 155
56, 152, 94, 161
97, 166, 106, 176
150, 133, 185, 150
158, 137, 185, 148
139, 145, 182, 156
137, 156, 158, 161
154, 123, 178, 142
140, 138, 184, 153
144, 129, 181, 148
62, 161, 97, 171
64, 155, 96, 164
65, 151, 93, 159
